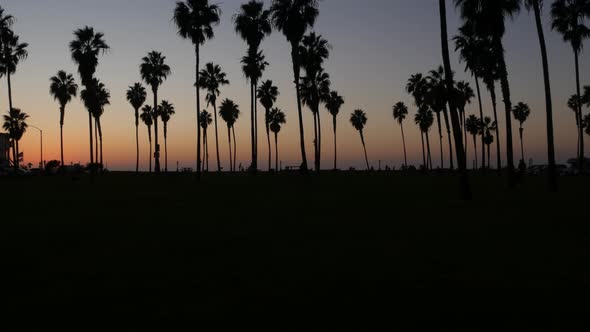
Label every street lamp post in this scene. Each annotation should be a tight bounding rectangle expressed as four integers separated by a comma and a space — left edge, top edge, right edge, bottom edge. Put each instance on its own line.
29, 125, 43, 169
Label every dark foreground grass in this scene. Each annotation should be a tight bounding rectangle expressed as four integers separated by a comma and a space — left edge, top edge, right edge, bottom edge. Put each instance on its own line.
2, 172, 589, 329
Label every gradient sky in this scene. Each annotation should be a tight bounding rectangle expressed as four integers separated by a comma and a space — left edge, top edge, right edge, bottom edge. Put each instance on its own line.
1, 0, 588, 171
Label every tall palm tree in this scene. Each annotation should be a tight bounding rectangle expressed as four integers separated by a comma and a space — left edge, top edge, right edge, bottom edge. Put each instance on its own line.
159, 100, 175, 172
455, 0, 520, 186
350, 109, 370, 171
568, 94, 583, 155
257, 80, 279, 171
199, 62, 229, 172
140, 51, 171, 173
524, 0, 558, 191
483, 126, 495, 170
0, 31, 28, 114
584, 113, 590, 136
69, 26, 109, 166
466, 114, 481, 169
415, 106, 434, 170
326, 91, 344, 170
426, 66, 454, 169
300, 68, 331, 172
481, 116, 497, 169
126, 83, 147, 173
140, 105, 154, 173
199, 110, 213, 172
479, 50, 503, 171
219, 99, 240, 172
271, 0, 320, 173
2, 108, 27, 170
512, 102, 531, 162
454, 80, 474, 154
86, 79, 109, 168
268, 107, 286, 171
0, 6, 14, 107
406, 73, 428, 109
234, 0, 272, 173
174, 0, 221, 179
552, 0, 590, 173
50, 70, 78, 167
392, 102, 409, 168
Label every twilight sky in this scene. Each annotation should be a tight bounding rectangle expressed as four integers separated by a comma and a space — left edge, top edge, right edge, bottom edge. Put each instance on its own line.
1, 0, 588, 170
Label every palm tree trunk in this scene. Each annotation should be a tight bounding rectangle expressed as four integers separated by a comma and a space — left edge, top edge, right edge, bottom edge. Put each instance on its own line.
275, 132, 279, 172
519, 126, 524, 162
436, 111, 444, 168
135, 109, 139, 173
532, 0, 557, 191
474, 76, 485, 169
254, 82, 258, 172
487, 143, 491, 169
153, 89, 161, 173
7, 72, 13, 112
420, 132, 426, 170
400, 122, 408, 168
265, 107, 271, 171
291, 43, 308, 173
148, 127, 152, 173
317, 107, 323, 172
15, 139, 19, 169
312, 110, 318, 172
228, 126, 232, 172
425, 131, 432, 170
196, 45, 202, 180
462, 107, 467, 155
214, 101, 221, 172
574, 49, 584, 173
473, 135, 478, 170
232, 126, 237, 172
442, 106, 454, 170
98, 117, 103, 168
495, 38, 515, 186
164, 122, 168, 172
60, 106, 65, 166
489, 84, 502, 171
333, 115, 338, 170
250, 82, 255, 172
440, 0, 471, 199
94, 118, 99, 164
360, 130, 369, 170
88, 112, 94, 165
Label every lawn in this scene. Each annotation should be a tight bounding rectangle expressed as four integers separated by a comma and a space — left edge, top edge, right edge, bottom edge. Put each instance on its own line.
2, 172, 589, 329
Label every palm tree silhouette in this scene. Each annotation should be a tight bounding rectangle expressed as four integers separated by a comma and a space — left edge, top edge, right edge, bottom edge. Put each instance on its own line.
415, 106, 434, 170
523, 0, 558, 191
551, 0, 590, 173
568, 94, 583, 155
271, 0, 320, 173
69, 26, 109, 166
512, 102, 531, 162
199, 62, 229, 172
483, 126, 495, 170
159, 100, 175, 172
0, 6, 14, 110
140, 105, 154, 173
426, 66, 454, 169
584, 113, 590, 137
466, 114, 481, 169
81, 79, 109, 168
300, 68, 331, 172
2, 108, 28, 170
240, 49, 268, 172
126, 83, 147, 173
174, 0, 221, 179
199, 110, 213, 172
50, 71, 78, 167
326, 91, 344, 170
0, 31, 28, 114
350, 109, 370, 170
481, 116, 497, 169
392, 102, 409, 168
268, 107, 286, 171
454, 81, 474, 153
234, 0, 272, 174
257, 80, 279, 171
407, 73, 429, 169
219, 99, 240, 172
455, 0, 521, 186
140, 51, 171, 173
480, 51, 503, 171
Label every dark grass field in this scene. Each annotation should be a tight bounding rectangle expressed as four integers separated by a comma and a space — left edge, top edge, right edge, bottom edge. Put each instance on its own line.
2, 172, 589, 329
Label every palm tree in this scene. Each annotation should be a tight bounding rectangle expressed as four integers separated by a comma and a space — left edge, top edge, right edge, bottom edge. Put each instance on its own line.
454, 81, 474, 154
268, 107, 286, 171
569, 94, 583, 155
80, 79, 109, 168
50, 71, 78, 167
512, 102, 531, 162
300, 68, 331, 172
392, 102, 409, 168
257, 80, 279, 171
140, 105, 154, 172
199, 62, 229, 172
326, 91, 344, 170
426, 66, 454, 169
455, 0, 520, 186
69, 26, 109, 166
0, 31, 28, 114
479, 50, 503, 171
523, 0, 557, 191
219, 99, 240, 172
140, 51, 171, 173
173, 0, 221, 179
234, 0, 272, 173
481, 116, 497, 169
2, 108, 27, 170
199, 110, 213, 172
126, 83, 147, 173
415, 106, 434, 170
350, 109, 370, 170
483, 127, 495, 169
465, 114, 481, 169
552, 0, 590, 173
271, 0, 320, 173
584, 113, 590, 136
159, 100, 175, 172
